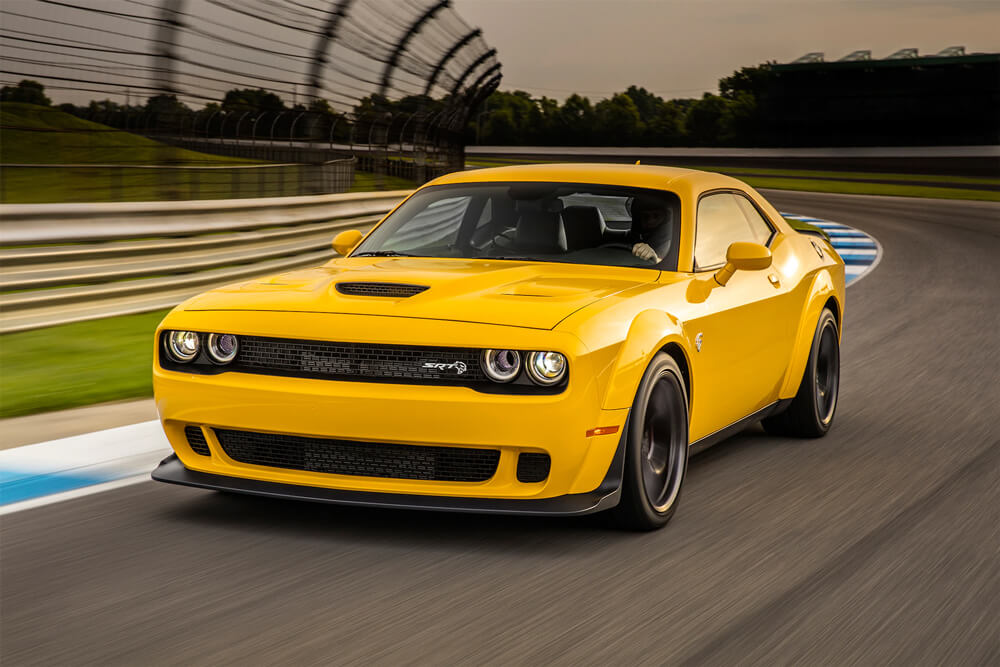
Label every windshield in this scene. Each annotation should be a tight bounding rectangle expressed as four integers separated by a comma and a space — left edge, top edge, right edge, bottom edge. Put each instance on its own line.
352, 182, 682, 270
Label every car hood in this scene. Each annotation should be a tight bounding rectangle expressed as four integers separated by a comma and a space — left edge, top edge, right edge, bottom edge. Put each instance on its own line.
182, 257, 658, 330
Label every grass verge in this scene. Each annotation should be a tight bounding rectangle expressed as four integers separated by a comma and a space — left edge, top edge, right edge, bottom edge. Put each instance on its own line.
0, 309, 168, 419
350, 171, 416, 192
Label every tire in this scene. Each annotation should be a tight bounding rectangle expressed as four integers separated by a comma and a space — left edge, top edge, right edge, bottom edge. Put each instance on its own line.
610, 353, 689, 530
763, 308, 840, 438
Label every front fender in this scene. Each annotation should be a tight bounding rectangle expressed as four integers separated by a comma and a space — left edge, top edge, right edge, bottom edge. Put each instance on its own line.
601, 309, 690, 410
778, 268, 843, 399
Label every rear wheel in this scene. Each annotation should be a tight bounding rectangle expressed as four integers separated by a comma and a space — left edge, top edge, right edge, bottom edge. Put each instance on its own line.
763, 308, 840, 438
611, 353, 689, 530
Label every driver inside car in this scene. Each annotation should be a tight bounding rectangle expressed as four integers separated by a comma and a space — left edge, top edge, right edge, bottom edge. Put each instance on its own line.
627, 197, 672, 263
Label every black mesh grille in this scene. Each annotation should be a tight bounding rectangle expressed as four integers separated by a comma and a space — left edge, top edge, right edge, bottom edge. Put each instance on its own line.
214, 428, 500, 482
235, 336, 486, 384
185, 425, 210, 456
516, 453, 551, 483
336, 282, 429, 298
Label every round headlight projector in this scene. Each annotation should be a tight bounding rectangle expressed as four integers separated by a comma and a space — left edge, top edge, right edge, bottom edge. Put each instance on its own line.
527, 351, 567, 385
207, 333, 239, 364
481, 349, 567, 385
482, 349, 521, 382
166, 330, 200, 362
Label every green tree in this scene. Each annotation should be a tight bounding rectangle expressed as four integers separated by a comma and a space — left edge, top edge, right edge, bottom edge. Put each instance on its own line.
594, 93, 643, 145
221, 88, 286, 113
1, 80, 51, 106
685, 93, 731, 146
648, 100, 687, 146
556, 94, 595, 144
144, 94, 189, 117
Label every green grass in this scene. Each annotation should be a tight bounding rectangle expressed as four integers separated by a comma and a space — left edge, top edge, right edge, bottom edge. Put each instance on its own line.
465, 155, 1000, 202
0, 102, 308, 203
738, 175, 1000, 202
0, 102, 255, 165
0, 309, 168, 418
349, 171, 416, 192
0, 103, 421, 202
0, 164, 314, 203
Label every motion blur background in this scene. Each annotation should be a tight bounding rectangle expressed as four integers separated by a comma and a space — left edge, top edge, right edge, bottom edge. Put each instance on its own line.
1, 1, 998, 664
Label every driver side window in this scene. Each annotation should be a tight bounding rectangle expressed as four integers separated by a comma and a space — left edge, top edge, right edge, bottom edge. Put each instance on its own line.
694, 193, 769, 270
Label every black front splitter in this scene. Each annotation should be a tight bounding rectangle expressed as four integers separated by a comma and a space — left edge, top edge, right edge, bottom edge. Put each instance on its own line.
151, 454, 622, 517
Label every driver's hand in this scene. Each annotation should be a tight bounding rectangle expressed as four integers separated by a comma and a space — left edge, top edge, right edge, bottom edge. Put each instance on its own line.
632, 242, 661, 263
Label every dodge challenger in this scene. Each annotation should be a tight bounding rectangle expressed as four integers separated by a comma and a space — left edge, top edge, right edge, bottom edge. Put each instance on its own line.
152, 164, 844, 529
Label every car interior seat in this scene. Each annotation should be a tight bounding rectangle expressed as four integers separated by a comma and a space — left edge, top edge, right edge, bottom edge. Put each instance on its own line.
561, 206, 608, 251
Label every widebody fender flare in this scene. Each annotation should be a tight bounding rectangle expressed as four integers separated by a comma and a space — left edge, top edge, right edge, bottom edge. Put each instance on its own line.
601, 309, 692, 411
778, 268, 843, 399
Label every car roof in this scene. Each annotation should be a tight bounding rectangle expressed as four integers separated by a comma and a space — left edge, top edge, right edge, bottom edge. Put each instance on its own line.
428, 162, 747, 193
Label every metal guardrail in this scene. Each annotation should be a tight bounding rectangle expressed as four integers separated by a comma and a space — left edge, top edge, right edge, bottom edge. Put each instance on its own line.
0, 190, 412, 333
0, 190, 409, 245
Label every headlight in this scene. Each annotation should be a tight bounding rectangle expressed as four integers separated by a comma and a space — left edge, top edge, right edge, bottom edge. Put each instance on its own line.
166, 330, 200, 362
207, 333, 238, 364
526, 351, 567, 385
481, 349, 521, 382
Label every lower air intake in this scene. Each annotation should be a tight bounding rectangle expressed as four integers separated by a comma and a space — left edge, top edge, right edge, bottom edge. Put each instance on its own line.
516, 452, 551, 483
214, 428, 499, 483
185, 425, 210, 456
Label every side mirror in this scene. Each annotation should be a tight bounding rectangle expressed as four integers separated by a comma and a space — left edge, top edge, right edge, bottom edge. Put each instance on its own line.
332, 229, 364, 256
714, 242, 772, 286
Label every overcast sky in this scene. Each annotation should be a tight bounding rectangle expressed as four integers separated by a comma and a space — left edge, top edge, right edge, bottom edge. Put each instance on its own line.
454, 0, 1000, 100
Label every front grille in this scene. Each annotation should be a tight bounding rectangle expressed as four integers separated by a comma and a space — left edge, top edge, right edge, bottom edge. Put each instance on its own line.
236, 336, 486, 384
214, 428, 500, 482
185, 425, 210, 456
336, 282, 429, 298
516, 452, 551, 483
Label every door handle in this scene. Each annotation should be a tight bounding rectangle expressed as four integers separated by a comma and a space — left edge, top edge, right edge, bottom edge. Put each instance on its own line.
768, 273, 780, 287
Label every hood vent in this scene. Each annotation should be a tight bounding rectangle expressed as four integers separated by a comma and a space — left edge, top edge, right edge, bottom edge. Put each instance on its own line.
336, 282, 429, 298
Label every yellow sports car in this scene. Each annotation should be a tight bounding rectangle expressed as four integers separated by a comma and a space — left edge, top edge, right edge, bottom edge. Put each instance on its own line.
152, 164, 844, 529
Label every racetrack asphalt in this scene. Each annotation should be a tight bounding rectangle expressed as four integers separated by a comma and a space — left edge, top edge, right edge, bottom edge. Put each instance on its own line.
2, 191, 998, 665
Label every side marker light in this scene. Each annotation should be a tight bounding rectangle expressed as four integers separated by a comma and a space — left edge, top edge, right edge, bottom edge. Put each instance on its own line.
586, 425, 621, 438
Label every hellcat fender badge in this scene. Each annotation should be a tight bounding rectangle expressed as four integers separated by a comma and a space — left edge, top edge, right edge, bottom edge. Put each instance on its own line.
695, 333, 703, 352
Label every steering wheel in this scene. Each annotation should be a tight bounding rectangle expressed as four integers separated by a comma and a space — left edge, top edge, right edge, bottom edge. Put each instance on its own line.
599, 242, 634, 251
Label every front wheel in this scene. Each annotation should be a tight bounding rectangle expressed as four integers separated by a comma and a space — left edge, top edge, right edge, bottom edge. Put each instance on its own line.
611, 353, 689, 530
763, 307, 840, 438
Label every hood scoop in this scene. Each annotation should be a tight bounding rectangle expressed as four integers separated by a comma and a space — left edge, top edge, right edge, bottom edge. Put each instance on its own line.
335, 282, 429, 298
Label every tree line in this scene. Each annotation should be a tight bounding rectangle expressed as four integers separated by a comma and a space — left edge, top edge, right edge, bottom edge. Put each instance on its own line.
471, 66, 773, 147
3, 64, 774, 147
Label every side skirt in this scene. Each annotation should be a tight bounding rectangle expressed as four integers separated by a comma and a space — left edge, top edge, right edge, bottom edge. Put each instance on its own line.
688, 399, 791, 455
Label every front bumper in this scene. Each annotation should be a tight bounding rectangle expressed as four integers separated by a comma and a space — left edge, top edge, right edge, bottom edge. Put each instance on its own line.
153, 310, 628, 504
153, 426, 625, 515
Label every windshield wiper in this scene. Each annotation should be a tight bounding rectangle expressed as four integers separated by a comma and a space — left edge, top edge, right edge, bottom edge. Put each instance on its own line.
353, 250, 421, 257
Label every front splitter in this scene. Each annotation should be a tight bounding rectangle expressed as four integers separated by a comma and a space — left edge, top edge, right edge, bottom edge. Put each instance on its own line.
151, 454, 622, 517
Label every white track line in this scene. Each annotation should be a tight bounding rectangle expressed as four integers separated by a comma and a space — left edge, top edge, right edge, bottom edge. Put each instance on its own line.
0, 474, 150, 515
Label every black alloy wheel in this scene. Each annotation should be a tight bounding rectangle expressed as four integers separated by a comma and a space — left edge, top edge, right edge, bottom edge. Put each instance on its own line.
814, 319, 840, 425
762, 307, 840, 438
612, 353, 689, 530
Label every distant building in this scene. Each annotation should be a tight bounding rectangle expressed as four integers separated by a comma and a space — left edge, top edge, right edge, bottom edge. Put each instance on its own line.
765, 48, 1000, 146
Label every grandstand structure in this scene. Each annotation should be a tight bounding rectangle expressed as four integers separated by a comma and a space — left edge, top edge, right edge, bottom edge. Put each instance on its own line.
0, 0, 503, 182
769, 47, 999, 146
